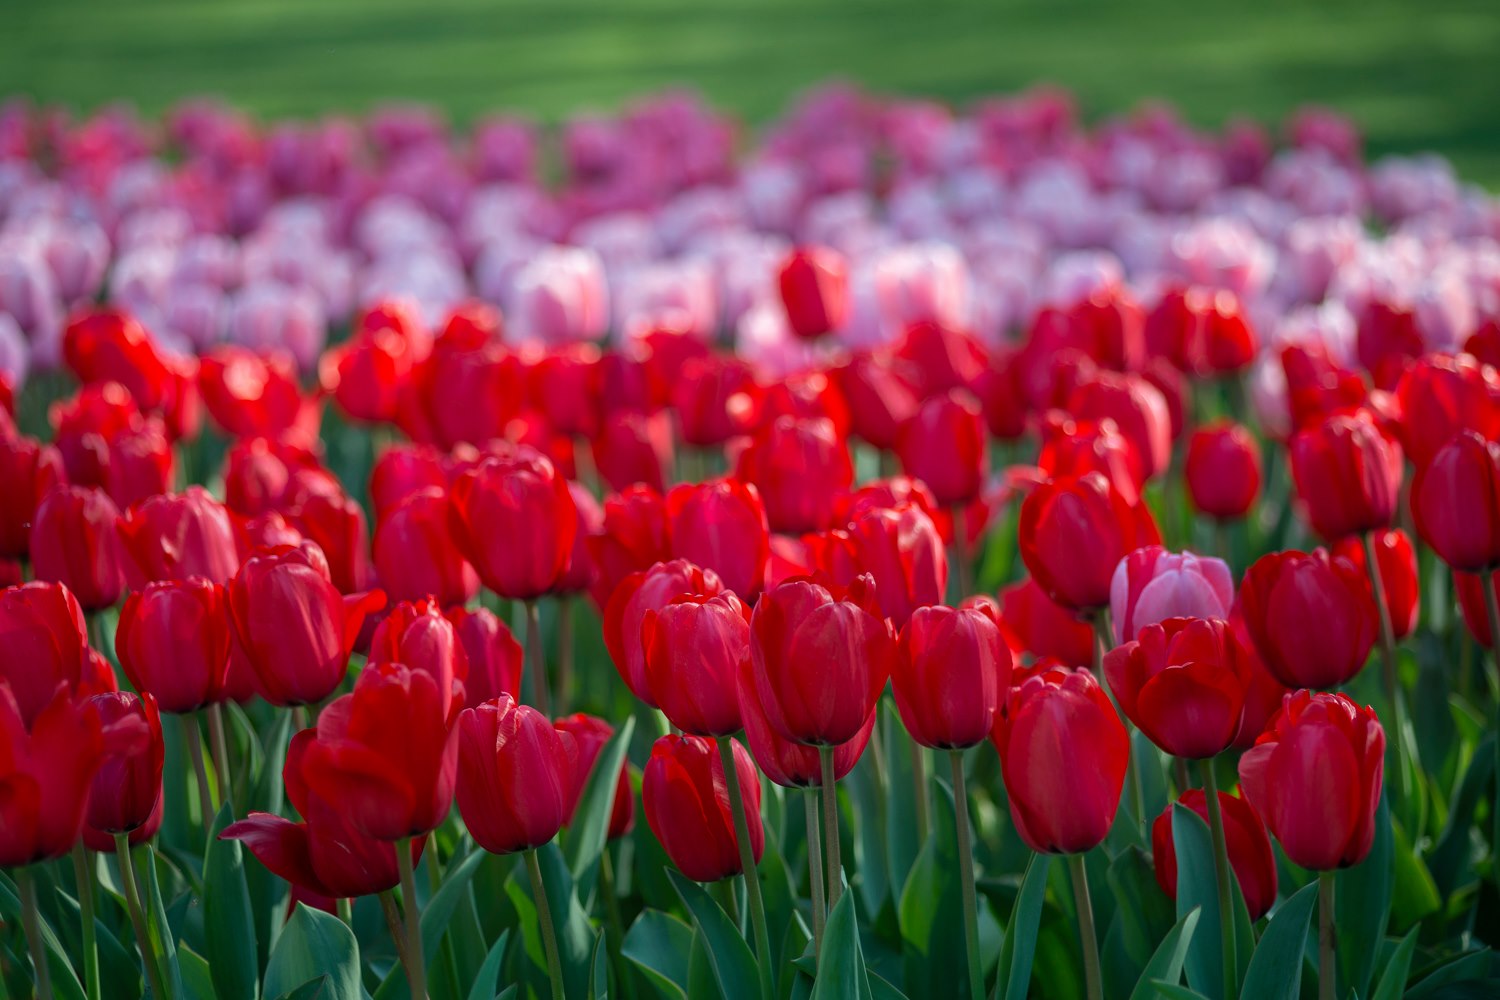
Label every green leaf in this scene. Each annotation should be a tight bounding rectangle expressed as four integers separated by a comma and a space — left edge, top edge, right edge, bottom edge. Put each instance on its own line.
622, 909, 693, 999
204, 803, 260, 1000
1369, 928, 1418, 1000
502, 844, 594, 1000
273, 977, 333, 1000
141, 846, 186, 1000
1407, 949, 1493, 999
464, 929, 510, 1000
588, 930, 609, 1000
180, 944, 218, 1000
262, 904, 360, 1000
1337, 791, 1393, 999
813, 881, 873, 1000
668, 870, 762, 1000
1238, 882, 1316, 1000
0, 874, 89, 1000
897, 781, 969, 998
1427, 735, 1492, 897
882, 707, 922, 903
1103, 846, 1178, 997
1170, 805, 1231, 1000
1129, 907, 1201, 1000
371, 847, 486, 1000
995, 852, 1050, 1000
563, 716, 635, 883
1149, 983, 1211, 1000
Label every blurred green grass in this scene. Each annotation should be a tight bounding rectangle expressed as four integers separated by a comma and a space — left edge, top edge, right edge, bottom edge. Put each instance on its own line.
4, 0, 1499, 184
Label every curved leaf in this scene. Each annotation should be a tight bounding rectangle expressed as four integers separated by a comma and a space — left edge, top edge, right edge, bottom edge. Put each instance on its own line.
1337, 791, 1393, 999
464, 929, 511, 1000
1238, 882, 1316, 1000
668, 870, 761, 1000
996, 853, 1051, 1000
262, 905, 359, 1000
622, 909, 692, 999
1129, 907, 1201, 1000
1370, 928, 1418, 1000
813, 880, 872, 1000
564, 717, 636, 884
205, 803, 260, 1000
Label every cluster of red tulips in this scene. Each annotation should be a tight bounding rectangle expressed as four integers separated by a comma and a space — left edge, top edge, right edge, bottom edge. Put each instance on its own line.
4, 91, 1500, 1000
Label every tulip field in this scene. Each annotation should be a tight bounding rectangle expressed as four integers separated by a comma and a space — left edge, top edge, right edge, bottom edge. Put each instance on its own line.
4, 80, 1500, 1000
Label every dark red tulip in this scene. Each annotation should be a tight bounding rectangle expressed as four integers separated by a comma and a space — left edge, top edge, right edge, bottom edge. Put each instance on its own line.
835, 352, 922, 451
1148, 287, 1259, 376
115, 578, 232, 713
893, 604, 1012, 749
1465, 319, 1500, 369
1357, 300, 1425, 388
0, 682, 105, 866
1230, 612, 1292, 749
975, 351, 1030, 442
302, 661, 461, 841
83, 691, 163, 835
226, 542, 385, 706
587, 486, 673, 609
778, 245, 849, 339
368, 599, 470, 710
1152, 790, 1277, 920
369, 443, 449, 519
1026, 288, 1147, 377
845, 501, 947, 629
30, 485, 125, 611
1289, 410, 1403, 541
642, 734, 764, 882
555, 713, 635, 839
1018, 471, 1162, 611
84, 795, 162, 852
997, 577, 1096, 668
735, 416, 853, 534
1185, 422, 1262, 520
672, 355, 763, 447
117, 486, 242, 588
1142, 357, 1188, 441
835, 476, 946, 537
374, 487, 479, 607
1238, 548, 1377, 690
1333, 529, 1419, 639
893, 320, 989, 398
51, 384, 175, 508
0, 581, 93, 727
530, 344, 603, 438
1393, 355, 1500, 468
593, 410, 671, 494
665, 478, 769, 599
603, 559, 724, 705
400, 328, 525, 449
992, 666, 1127, 854
1238, 690, 1384, 870
1281, 343, 1371, 435
457, 695, 573, 855
63, 309, 180, 422
896, 389, 987, 506
734, 655, 874, 788
643, 592, 752, 736
449, 450, 578, 600
749, 574, 896, 746
222, 437, 327, 517
287, 490, 373, 595
1104, 617, 1253, 759
1037, 414, 1145, 505
1411, 431, 1500, 572
446, 606, 524, 704
319, 324, 418, 425
1067, 370, 1173, 480
557, 482, 600, 596
234, 511, 305, 560
759, 370, 852, 440
198, 346, 309, 440
0, 433, 66, 559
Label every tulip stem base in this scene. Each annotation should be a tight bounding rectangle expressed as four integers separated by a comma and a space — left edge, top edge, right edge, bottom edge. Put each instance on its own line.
820, 747, 843, 910
1201, 760, 1238, 1000
18, 866, 54, 1000
1066, 854, 1103, 1000
396, 838, 427, 1000
207, 704, 233, 816
524, 600, 551, 717
804, 789, 826, 956
525, 849, 566, 1000
720, 738, 774, 1000
1318, 870, 1337, 1000
72, 845, 100, 1000
180, 714, 216, 829
950, 752, 985, 1000
379, 891, 411, 970
115, 834, 167, 1000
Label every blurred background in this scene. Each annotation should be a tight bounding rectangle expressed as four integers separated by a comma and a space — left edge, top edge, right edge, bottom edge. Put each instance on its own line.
5, 0, 1499, 185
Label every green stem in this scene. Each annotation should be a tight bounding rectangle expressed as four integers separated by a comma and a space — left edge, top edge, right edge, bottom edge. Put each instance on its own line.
1363, 531, 1400, 711
379, 891, 411, 973
207, 704, 233, 816
952, 503, 971, 602
336, 897, 352, 928
951, 752, 985, 1000
819, 746, 843, 910
1173, 757, 1192, 795
719, 739, 774, 1000
17, 866, 54, 1000
525, 599, 550, 717
525, 849, 566, 1000
1318, 871, 1336, 1000
1201, 761, 1238, 1000
72, 844, 100, 1000
1066, 854, 1103, 1000
115, 834, 168, 1000
396, 839, 427, 1000
179, 714, 215, 827
804, 788, 826, 956
911, 739, 930, 847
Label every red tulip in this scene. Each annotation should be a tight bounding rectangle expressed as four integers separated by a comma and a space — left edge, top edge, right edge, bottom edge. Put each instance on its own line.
749, 575, 896, 746
400, 328, 524, 449
374, 487, 479, 607
530, 344, 603, 438
894, 321, 989, 399
1238, 548, 1378, 689
1037, 415, 1145, 505
1289, 410, 1403, 541
222, 437, 327, 517
287, 490, 373, 595
1018, 472, 1161, 611
893, 604, 1012, 749
734, 655, 874, 787
992, 666, 1127, 854
449, 450, 578, 600
82, 691, 163, 835
593, 410, 672, 494
319, 324, 420, 425
555, 713, 635, 839
457, 695, 573, 855
1332, 528, 1419, 639
116, 578, 232, 713
665, 478, 769, 599
778, 246, 849, 339
1025, 288, 1147, 378
50, 384, 175, 508
0, 433, 65, 559
234, 511, 305, 559
672, 355, 763, 447
557, 482, 600, 596
735, 416, 853, 534
198, 346, 309, 440
1411, 431, 1500, 572
446, 606, 524, 704
1142, 358, 1188, 442
117, 486, 242, 588
1238, 690, 1385, 870
84, 795, 162, 852
1230, 612, 1292, 750
1455, 572, 1498, 649
1393, 355, 1500, 468
30, 485, 125, 612
896, 389, 988, 506
1152, 790, 1277, 920
0, 581, 93, 727
1185, 422, 1262, 520
226, 542, 385, 706
845, 502, 947, 629
975, 351, 1030, 442
1067, 371, 1172, 480
1103, 617, 1253, 759
369, 444, 450, 519
644, 592, 752, 736
63, 309, 179, 422
1148, 287, 1258, 376
0, 682, 105, 866
586, 485, 673, 610
642, 734, 764, 882
603, 559, 724, 705
996, 577, 1096, 668
368, 599, 470, 709
835, 352, 922, 451
302, 661, 461, 840
1357, 300, 1425, 387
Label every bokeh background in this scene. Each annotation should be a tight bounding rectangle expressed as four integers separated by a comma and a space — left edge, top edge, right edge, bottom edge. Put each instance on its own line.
5, 0, 1499, 185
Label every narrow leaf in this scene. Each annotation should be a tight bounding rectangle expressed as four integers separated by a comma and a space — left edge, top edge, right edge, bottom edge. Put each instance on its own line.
1238, 882, 1316, 1000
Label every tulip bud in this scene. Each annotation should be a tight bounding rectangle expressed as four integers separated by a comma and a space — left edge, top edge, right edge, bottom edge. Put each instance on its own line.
449, 450, 579, 600
287, 490, 374, 595
778, 246, 849, 339
893, 604, 1012, 749
1019, 472, 1161, 612
1110, 546, 1234, 645
197, 346, 307, 440
1067, 371, 1173, 480
734, 417, 853, 534
83, 691, 163, 835
1393, 356, 1500, 469
1290, 411, 1403, 541
603, 559, 724, 706
672, 355, 763, 447
0, 683, 105, 866
0, 433, 65, 559
844, 502, 947, 629
1411, 431, 1500, 572
593, 411, 672, 494
368, 599, 470, 710
735, 656, 874, 788
1038, 415, 1145, 505
0, 581, 93, 727
457, 695, 573, 855
643, 592, 752, 736
555, 713, 635, 839
835, 352, 921, 451
1238, 548, 1377, 689
116, 578, 232, 713
1238, 690, 1385, 870
1332, 528, 1419, 639
374, 487, 479, 607
30, 485, 125, 612
665, 478, 769, 599
1152, 790, 1277, 920
369, 444, 449, 520
896, 389, 988, 506
642, 734, 764, 882
117, 486, 241, 588
447, 606, 524, 704
996, 578, 1096, 668
1185, 422, 1261, 520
